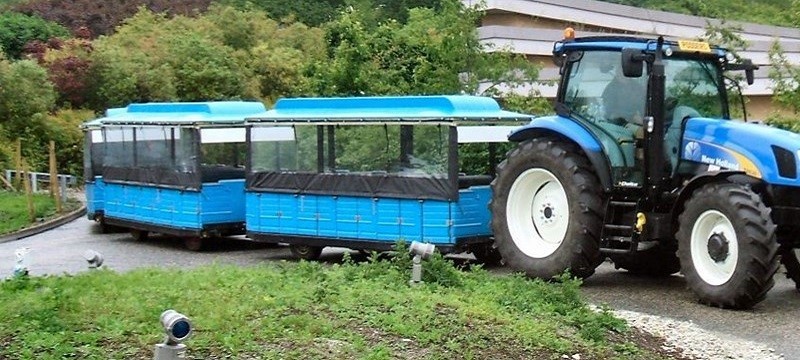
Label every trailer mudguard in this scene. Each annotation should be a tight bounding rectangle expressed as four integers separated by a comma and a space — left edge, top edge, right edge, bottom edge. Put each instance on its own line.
508, 115, 612, 190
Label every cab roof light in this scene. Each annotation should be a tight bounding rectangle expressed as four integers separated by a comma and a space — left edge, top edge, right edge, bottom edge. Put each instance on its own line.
563, 27, 575, 41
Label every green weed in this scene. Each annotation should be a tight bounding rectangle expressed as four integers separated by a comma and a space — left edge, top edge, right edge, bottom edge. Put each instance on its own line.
0, 258, 665, 359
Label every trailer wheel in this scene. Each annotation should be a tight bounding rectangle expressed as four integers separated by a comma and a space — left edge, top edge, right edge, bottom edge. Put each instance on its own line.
469, 243, 503, 266
130, 229, 149, 242
184, 237, 204, 252
610, 245, 680, 277
290, 244, 323, 260
677, 183, 779, 309
780, 247, 800, 291
490, 138, 604, 279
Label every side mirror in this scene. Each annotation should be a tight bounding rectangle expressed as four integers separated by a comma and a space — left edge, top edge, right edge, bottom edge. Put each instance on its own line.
621, 48, 644, 78
744, 59, 756, 85
726, 58, 758, 85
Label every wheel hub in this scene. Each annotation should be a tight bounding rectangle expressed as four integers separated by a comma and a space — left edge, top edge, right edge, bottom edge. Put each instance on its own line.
707, 232, 729, 263
537, 202, 557, 225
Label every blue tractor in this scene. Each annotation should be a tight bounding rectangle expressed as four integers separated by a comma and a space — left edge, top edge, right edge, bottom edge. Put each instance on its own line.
490, 33, 798, 309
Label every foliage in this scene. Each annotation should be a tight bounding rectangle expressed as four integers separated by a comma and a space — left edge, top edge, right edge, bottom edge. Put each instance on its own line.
45, 108, 95, 175
0, 12, 67, 59
0, 259, 667, 359
766, 40, 800, 131
22, 37, 95, 108
599, 0, 795, 27
307, 0, 540, 98
14, 0, 213, 37
0, 58, 57, 171
89, 6, 323, 109
217, 0, 344, 27
89, 9, 246, 107
0, 191, 59, 234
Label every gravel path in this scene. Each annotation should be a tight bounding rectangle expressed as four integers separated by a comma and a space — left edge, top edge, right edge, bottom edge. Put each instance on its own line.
612, 309, 784, 360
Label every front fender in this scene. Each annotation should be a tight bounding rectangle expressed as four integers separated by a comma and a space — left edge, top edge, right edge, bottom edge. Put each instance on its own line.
671, 170, 764, 218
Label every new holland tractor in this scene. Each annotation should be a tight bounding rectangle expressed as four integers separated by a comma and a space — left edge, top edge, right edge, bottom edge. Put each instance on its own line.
490, 31, 800, 309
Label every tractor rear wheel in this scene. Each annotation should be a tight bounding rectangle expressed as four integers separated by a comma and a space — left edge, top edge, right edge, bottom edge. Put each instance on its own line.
676, 183, 779, 309
490, 138, 604, 279
610, 244, 681, 277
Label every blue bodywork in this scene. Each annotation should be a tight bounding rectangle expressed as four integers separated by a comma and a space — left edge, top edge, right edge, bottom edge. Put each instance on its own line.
246, 187, 492, 247
681, 118, 800, 185
92, 101, 266, 236
105, 179, 246, 232
86, 176, 105, 220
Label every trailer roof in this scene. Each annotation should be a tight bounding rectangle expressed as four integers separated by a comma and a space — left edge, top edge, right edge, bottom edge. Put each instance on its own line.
245, 96, 533, 123
84, 101, 267, 127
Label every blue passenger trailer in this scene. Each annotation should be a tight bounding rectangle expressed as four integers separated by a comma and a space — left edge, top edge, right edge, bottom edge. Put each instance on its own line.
244, 95, 531, 260
97, 101, 266, 250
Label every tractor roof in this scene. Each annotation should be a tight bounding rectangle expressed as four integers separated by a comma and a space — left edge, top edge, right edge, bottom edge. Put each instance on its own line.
553, 36, 728, 58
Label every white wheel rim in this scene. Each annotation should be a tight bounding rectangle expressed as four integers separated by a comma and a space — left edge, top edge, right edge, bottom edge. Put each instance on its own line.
690, 210, 739, 286
506, 168, 570, 258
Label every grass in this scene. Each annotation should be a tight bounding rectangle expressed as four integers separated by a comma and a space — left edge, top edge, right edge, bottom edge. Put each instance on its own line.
0, 191, 67, 235
0, 249, 674, 360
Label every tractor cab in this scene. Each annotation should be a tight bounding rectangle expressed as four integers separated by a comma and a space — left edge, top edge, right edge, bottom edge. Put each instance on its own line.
490, 31, 800, 309
552, 35, 748, 192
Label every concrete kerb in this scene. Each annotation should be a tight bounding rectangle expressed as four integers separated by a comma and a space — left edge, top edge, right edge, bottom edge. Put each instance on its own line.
0, 205, 87, 244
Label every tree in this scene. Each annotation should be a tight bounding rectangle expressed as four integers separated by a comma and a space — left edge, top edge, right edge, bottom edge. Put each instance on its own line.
15, 0, 213, 37
88, 9, 256, 108
0, 12, 68, 59
216, 0, 344, 27
307, 0, 540, 97
0, 58, 58, 170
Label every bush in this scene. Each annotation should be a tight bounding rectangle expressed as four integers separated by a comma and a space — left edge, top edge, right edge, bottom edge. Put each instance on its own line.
0, 12, 67, 59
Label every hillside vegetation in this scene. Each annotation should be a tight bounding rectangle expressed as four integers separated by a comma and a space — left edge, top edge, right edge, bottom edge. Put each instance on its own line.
0, 0, 797, 177
599, 0, 794, 27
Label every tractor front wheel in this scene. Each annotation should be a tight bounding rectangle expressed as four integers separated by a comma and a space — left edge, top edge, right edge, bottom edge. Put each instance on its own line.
676, 183, 779, 309
490, 138, 604, 279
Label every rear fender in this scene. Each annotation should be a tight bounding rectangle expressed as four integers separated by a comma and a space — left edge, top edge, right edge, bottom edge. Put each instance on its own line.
508, 117, 611, 190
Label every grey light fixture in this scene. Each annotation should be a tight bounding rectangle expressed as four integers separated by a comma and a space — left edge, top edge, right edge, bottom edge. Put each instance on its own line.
83, 250, 104, 269
154, 309, 192, 360
408, 241, 435, 285
12, 247, 29, 278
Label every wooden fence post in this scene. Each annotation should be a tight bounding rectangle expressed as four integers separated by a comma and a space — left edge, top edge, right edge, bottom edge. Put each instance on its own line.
49, 141, 62, 213
13, 139, 22, 191
22, 162, 35, 222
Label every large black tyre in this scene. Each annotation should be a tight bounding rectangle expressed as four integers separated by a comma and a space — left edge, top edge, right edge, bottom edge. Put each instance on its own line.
290, 244, 323, 260
676, 183, 779, 309
610, 244, 681, 277
490, 138, 604, 279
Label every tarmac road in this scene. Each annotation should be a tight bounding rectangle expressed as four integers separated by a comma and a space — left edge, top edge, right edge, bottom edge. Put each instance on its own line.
2, 217, 800, 359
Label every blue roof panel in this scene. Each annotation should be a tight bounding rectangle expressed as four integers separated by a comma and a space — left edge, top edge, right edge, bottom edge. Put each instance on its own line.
247, 96, 532, 122
87, 101, 267, 126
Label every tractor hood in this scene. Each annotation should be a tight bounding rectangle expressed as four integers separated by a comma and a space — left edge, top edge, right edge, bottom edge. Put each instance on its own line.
681, 118, 800, 186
